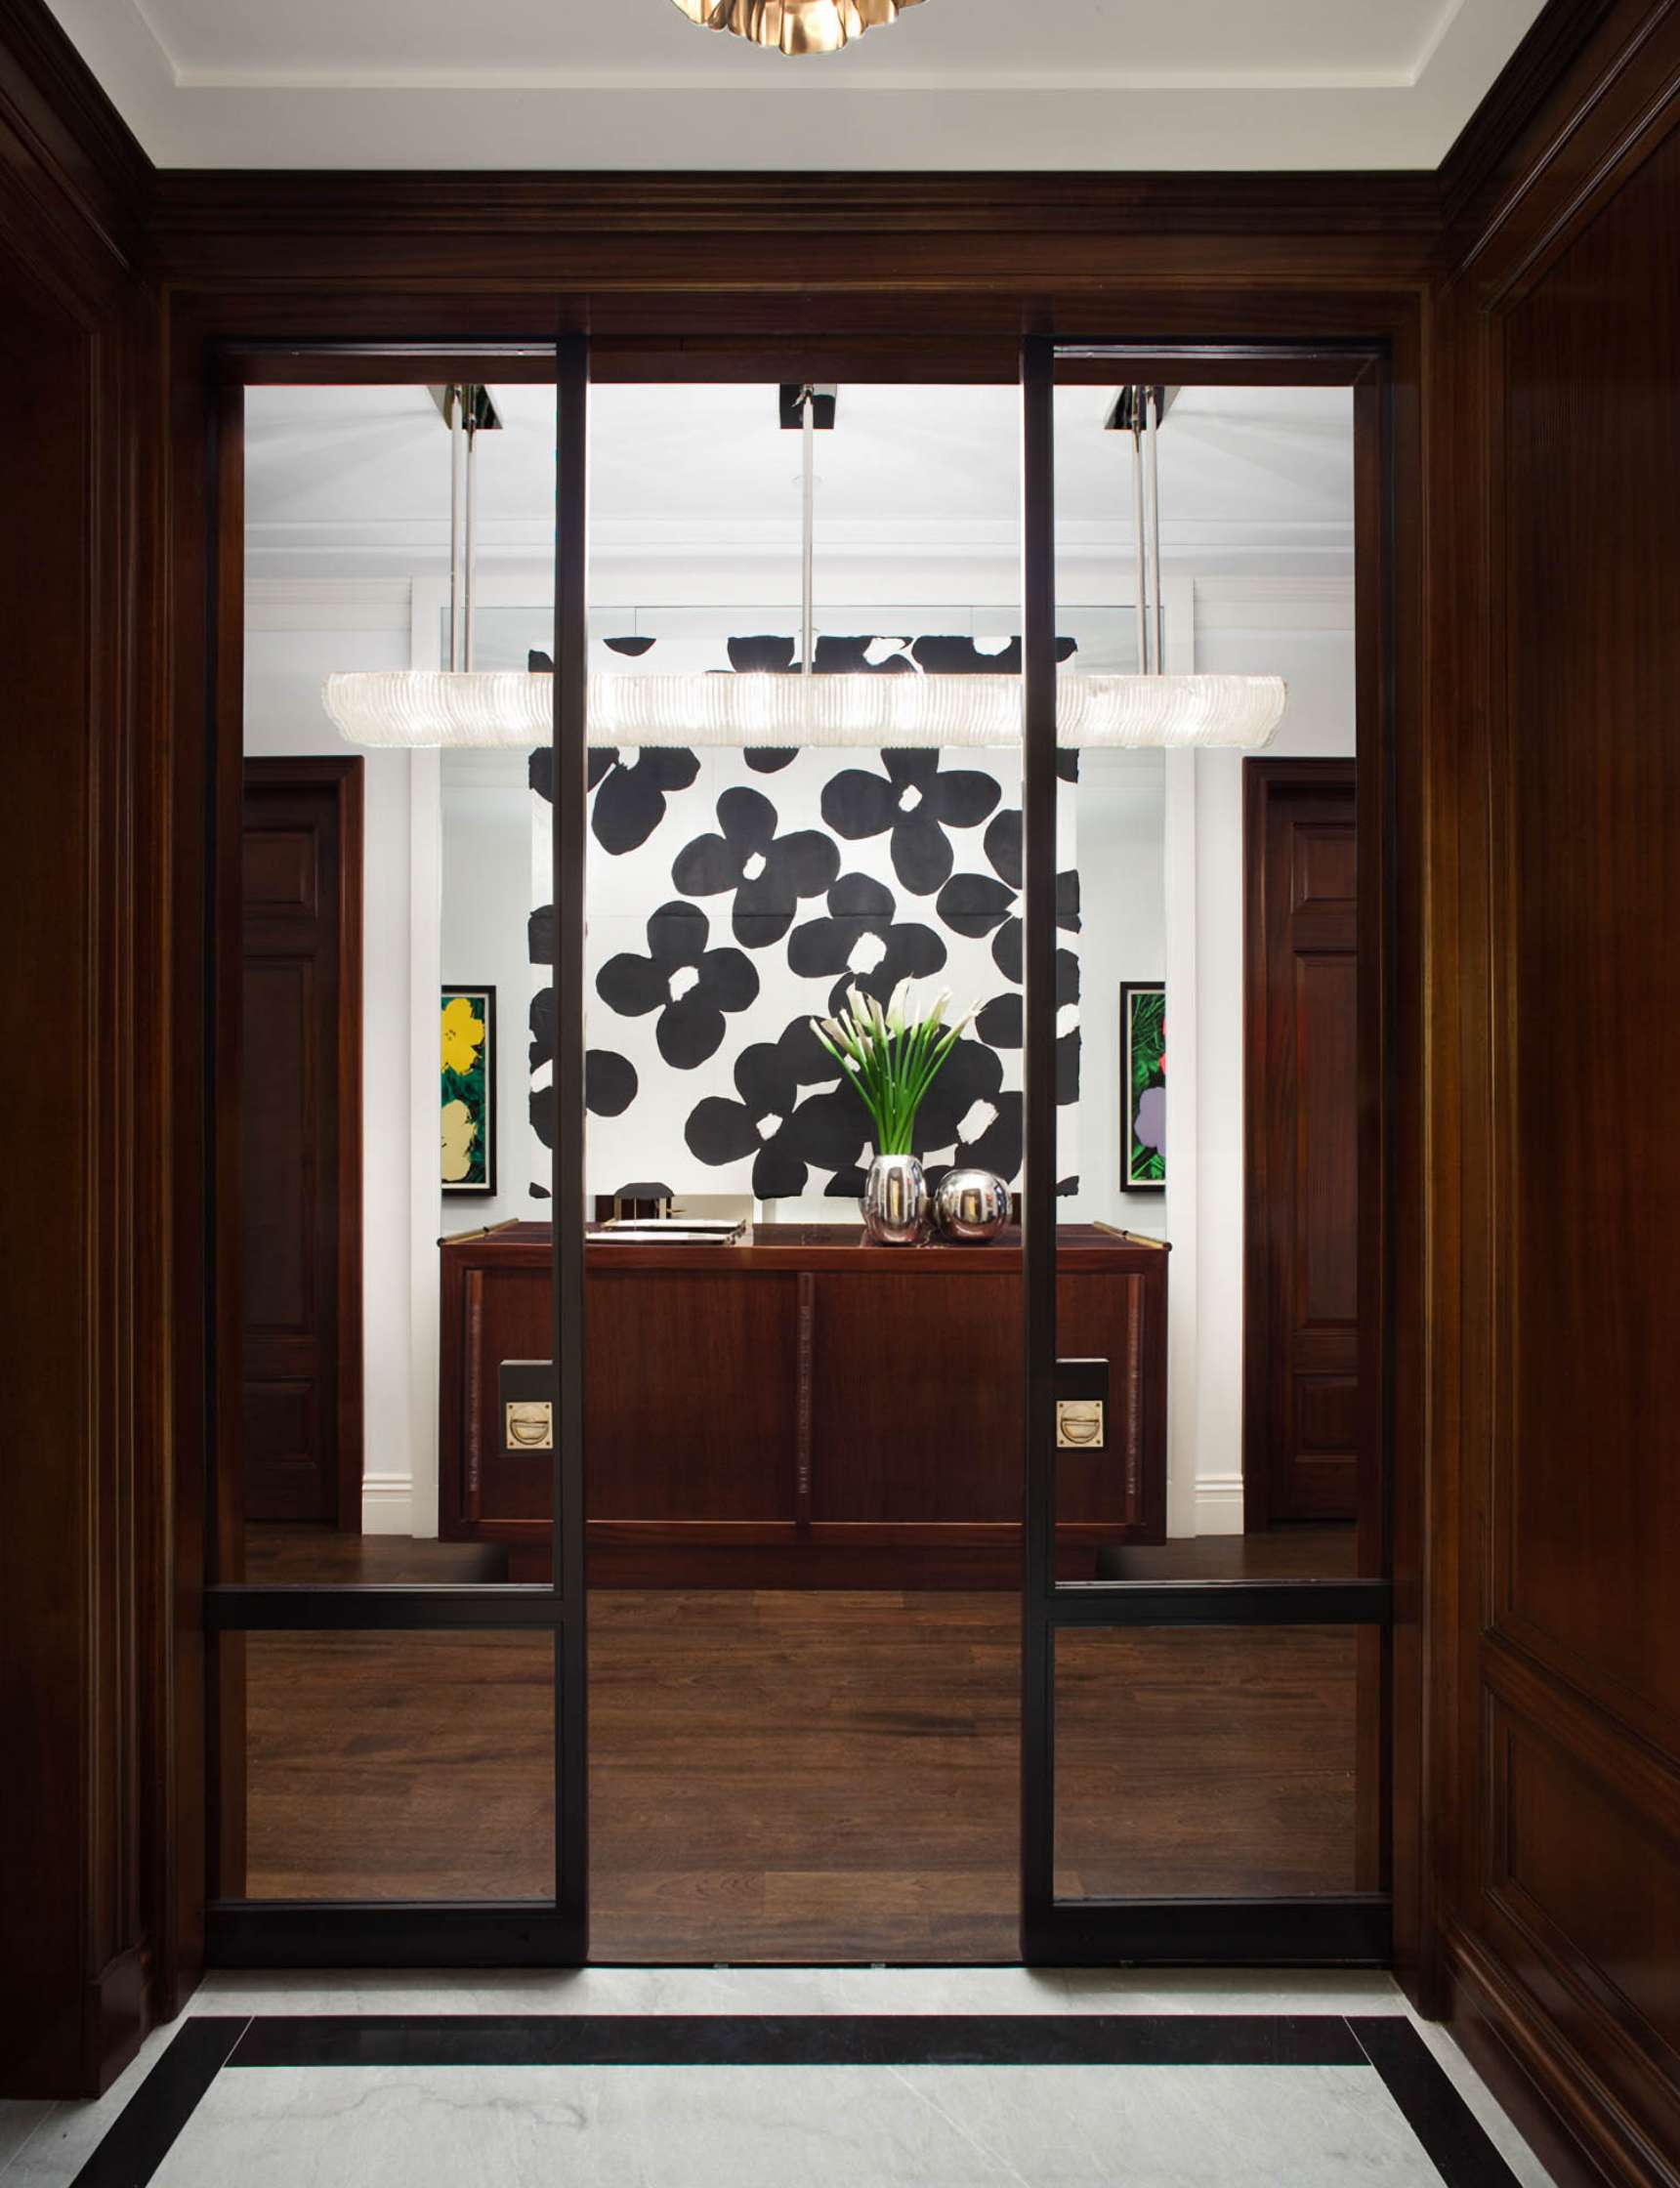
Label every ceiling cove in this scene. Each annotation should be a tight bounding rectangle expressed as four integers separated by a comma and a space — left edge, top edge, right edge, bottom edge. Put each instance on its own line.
47, 0, 1547, 170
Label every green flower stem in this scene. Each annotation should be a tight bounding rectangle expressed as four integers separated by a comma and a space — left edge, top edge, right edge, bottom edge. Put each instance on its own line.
811, 985, 971, 1159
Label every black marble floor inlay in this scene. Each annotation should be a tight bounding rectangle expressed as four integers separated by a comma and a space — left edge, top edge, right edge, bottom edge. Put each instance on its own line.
230, 2010, 1367, 2070
1352, 2017, 1532, 2188
67, 2020, 248, 2188
71, 2011, 1528, 2188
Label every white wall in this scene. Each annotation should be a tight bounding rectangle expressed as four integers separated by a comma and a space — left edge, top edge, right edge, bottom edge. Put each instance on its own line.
1068, 747, 1168, 1239
244, 589, 422, 1534
441, 753, 538, 1235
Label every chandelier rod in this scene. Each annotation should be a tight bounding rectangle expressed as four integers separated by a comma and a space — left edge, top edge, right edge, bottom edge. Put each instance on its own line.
1147, 386, 1165, 674
1129, 389, 1149, 673
447, 385, 464, 671
463, 393, 480, 672
800, 383, 817, 681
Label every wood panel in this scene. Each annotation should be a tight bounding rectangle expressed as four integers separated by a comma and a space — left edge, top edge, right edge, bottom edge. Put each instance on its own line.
0, 10, 163, 2097
1244, 760, 1361, 1528
586, 1270, 799, 1524
1477, 114, 1680, 2178
1429, 11, 1680, 2182
243, 1632, 556, 1902
232, 1585, 1361, 1964
239, 762, 363, 1529
1054, 1626, 1360, 1899
809, 1270, 1022, 1523
1496, 137, 1680, 1752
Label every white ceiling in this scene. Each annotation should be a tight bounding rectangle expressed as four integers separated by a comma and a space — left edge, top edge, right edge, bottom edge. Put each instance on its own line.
244, 380, 1355, 592
52, 0, 1542, 169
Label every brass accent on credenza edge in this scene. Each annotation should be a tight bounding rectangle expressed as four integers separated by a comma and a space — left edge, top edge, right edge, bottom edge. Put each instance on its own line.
439, 1221, 1169, 1587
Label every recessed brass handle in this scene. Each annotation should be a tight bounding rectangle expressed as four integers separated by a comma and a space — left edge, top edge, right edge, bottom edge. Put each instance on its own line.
505, 1401, 554, 1451
1056, 1400, 1105, 1450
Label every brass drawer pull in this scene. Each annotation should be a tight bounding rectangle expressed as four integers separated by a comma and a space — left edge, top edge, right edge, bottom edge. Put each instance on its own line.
1056, 1400, 1105, 1450
505, 1401, 553, 1450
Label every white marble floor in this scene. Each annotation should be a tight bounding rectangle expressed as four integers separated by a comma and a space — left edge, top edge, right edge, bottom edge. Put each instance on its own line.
151, 2061, 1449, 2188
0, 1969, 1559, 2188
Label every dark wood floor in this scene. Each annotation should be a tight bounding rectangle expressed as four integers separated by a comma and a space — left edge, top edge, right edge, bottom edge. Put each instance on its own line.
237, 1527, 1362, 1961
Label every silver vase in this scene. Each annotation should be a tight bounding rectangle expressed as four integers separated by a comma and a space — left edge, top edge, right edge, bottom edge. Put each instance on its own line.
932, 1166, 1011, 1242
861, 1153, 927, 1245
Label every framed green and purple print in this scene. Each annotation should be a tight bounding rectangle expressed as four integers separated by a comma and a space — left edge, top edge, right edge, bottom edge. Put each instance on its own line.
441, 985, 496, 1196
1120, 981, 1165, 1192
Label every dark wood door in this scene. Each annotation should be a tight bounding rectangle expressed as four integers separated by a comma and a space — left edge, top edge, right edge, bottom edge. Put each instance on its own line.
240, 760, 363, 1525
1244, 759, 1359, 1526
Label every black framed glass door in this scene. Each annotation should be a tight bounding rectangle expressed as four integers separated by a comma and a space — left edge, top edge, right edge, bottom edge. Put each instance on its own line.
1015, 335, 1393, 1965
205, 327, 1391, 1971
204, 339, 589, 1968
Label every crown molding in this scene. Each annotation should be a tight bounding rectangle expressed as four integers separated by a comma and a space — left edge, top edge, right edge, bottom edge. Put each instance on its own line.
1438, 0, 1622, 223
150, 166, 1444, 239
0, 0, 150, 284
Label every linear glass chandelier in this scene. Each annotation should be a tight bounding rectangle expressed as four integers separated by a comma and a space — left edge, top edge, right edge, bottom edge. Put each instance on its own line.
670, 0, 926, 57
322, 382, 1286, 754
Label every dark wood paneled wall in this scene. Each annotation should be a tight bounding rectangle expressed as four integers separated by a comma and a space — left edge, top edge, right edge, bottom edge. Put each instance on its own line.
1427, 7, 1680, 2183
5, 5, 1679, 2168
0, 0, 166, 2100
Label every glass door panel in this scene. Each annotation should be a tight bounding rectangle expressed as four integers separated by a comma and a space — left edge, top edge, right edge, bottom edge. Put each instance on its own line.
1052, 1624, 1363, 1899
1019, 339, 1389, 1964
231, 1630, 557, 1901
208, 345, 586, 1967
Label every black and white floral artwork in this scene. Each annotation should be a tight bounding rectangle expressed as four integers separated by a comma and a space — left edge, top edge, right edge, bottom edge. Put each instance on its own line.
528, 631, 1081, 1203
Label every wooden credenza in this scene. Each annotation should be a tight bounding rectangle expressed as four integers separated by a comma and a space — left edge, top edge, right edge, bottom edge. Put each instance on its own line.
439, 1222, 1168, 1585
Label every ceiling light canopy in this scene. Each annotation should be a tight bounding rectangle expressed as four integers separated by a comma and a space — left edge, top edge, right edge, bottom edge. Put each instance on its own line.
671, 0, 926, 57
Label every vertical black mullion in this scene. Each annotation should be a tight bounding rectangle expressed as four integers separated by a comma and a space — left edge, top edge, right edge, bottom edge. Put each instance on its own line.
1019, 335, 1059, 1955
553, 335, 589, 1954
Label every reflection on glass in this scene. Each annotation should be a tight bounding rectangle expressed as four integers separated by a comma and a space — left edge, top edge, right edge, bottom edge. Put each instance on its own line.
236, 381, 562, 1589
230, 1631, 555, 1901
1053, 1624, 1367, 1901
1046, 379, 1368, 1590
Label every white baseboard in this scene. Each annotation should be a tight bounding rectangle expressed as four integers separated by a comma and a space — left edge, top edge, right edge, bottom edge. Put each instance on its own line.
360, 1472, 413, 1536
1193, 1473, 1245, 1535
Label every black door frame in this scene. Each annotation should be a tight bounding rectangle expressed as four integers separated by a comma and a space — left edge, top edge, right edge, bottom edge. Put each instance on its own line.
201, 329, 1396, 1971
1017, 336, 1393, 1964
204, 339, 589, 1968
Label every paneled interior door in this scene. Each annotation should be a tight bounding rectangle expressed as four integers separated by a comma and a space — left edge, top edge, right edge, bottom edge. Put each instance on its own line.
239, 758, 362, 1526
1244, 759, 1359, 1527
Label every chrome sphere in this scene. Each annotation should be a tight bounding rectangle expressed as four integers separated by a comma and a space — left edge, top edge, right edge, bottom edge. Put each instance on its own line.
932, 1167, 1010, 1242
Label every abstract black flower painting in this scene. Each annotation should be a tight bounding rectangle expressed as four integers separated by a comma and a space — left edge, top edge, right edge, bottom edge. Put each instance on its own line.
786, 871, 947, 1016
820, 749, 1000, 896
670, 785, 841, 947
595, 901, 760, 1070
526, 628, 1081, 1202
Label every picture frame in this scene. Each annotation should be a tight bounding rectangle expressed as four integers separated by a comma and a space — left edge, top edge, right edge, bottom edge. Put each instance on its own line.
441, 984, 497, 1195
1120, 981, 1165, 1192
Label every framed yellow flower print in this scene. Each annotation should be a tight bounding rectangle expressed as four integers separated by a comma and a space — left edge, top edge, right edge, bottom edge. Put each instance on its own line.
441, 985, 496, 1194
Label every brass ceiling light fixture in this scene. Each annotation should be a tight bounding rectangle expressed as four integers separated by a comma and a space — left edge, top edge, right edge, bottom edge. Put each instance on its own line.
671, 0, 926, 58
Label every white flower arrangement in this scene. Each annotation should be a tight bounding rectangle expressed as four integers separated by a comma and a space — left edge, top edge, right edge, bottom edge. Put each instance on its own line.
811, 979, 978, 1157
